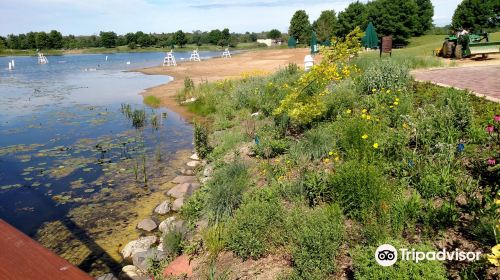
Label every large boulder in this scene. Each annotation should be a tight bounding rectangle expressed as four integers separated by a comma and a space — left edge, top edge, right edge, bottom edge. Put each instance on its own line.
158, 216, 176, 233
132, 248, 167, 272
171, 176, 197, 184
95, 273, 117, 280
167, 183, 200, 199
154, 200, 171, 215
186, 161, 200, 167
120, 265, 149, 280
171, 197, 185, 212
137, 218, 157, 232
121, 236, 157, 259
163, 255, 193, 277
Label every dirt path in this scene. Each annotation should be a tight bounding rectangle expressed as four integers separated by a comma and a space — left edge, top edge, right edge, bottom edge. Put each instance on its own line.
135, 48, 309, 120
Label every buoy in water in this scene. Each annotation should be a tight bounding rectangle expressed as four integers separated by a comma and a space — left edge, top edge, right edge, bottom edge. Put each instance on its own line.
126, 61, 131, 65
11, 60, 15, 67
105, 56, 108, 61
8, 62, 12, 70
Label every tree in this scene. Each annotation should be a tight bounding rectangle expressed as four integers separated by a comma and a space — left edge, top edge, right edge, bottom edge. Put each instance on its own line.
125, 32, 137, 44
337, 1, 368, 37
366, 0, 419, 45
35, 32, 51, 49
313, 10, 338, 42
49, 30, 63, 49
174, 30, 187, 47
221, 28, 230, 46
0, 37, 5, 51
100, 31, 117, 48
26, 32, 37, 49
414, 0, 434, 35
289, 10, 312, 44
452, 0, 499, 31
268, 29, 282, 40
208, 29, 222, 45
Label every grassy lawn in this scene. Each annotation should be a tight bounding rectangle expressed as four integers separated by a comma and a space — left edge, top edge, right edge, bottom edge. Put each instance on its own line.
166, 35, 500, 279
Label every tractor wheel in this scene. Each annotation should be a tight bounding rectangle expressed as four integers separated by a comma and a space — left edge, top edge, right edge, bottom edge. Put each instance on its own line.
455, 45, 463, 59
444, 41, 455, 58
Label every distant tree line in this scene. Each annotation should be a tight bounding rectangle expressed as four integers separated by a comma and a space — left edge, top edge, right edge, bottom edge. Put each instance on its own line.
0, 28, 281, 50
289, 0, 434, 45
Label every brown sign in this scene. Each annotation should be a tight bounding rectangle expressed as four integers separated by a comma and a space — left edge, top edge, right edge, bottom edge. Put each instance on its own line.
381, 36, 393, 53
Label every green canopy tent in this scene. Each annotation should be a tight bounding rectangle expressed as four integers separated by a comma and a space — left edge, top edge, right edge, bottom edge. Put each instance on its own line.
288, 36, 297, 48
310, 31, 319, 54
362, 22, 379, 49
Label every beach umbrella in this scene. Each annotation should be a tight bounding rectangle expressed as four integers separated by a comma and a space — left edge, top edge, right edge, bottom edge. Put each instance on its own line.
288, 36, 297, 48
363, 22, 379, 49
310, 32, 319, 54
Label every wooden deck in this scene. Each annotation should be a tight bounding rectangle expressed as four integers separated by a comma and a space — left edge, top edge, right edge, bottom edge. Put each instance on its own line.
0, 219, 93, 280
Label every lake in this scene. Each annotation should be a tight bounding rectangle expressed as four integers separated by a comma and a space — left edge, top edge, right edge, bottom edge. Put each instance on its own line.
0, 51, 216, 275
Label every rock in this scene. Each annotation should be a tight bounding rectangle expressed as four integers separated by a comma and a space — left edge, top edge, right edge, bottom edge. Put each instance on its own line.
163, 255, 193, 277
240, 142, 256, 157
180, 168, 195, 176
195, 219, 209, 230
137, 218, 157, 232
121, 236, 157, 259
203, 164, 214, 177
171, 176, 197, 184
200, 177, 212, 184
159, 216, 176, 233
190, 153, 199, 160
121, 265, 148, 280
95, 273, 117, 280
172, 197, 185, 211
132, 248, 167, 272
154, 200, 171, 215
186, 160, 201, 167
167, 183, 200, 199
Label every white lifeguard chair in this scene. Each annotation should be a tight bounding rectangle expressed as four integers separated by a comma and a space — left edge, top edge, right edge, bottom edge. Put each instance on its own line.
189, 49, 201, 62
163, 50, 177, 66
222, 48, 231, 58
38, 52, 48, 64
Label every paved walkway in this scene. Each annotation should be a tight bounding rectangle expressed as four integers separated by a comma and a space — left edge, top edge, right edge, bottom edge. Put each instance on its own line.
412, 65, 500, 102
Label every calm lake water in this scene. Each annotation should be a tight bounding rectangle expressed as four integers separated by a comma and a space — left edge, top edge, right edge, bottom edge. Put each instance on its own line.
0, 52, 214, 238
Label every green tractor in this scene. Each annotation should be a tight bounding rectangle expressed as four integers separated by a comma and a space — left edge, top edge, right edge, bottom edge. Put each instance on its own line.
439, 32, 500, 59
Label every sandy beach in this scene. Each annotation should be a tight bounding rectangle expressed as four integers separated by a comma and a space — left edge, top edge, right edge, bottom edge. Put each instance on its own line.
136, 48, 310, 119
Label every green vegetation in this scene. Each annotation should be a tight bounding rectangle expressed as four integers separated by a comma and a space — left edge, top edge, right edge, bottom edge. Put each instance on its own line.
143, 96, 161, 108
176, 32, 500, 279
452, 0, 499, 31
289, 10, 312, 44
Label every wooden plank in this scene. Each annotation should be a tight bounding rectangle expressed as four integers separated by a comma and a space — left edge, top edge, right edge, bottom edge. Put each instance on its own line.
0, 219, 93, 280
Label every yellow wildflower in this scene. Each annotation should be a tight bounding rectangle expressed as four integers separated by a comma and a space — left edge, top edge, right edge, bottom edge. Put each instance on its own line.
403, 122, 409, 129
323, 158, 330, 163
386, 89, 391, 94
487, 244, 500, 266
346, 109, 352, 114
361, 114, 367, 119
329, 151, 334, 156
394, 101, 399, 105
373, 143, 379, 149
362, 109, 367, 113
361, 134, 368, 140
389, 105, 394, 109
366, 115, 371, 120
371, 88, 376, 92
395, 98, 400, 102
495, 199, 500, 205
334, 156, 340, 161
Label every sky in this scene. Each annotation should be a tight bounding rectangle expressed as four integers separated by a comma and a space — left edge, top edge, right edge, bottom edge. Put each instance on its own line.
0, 0, 462, 36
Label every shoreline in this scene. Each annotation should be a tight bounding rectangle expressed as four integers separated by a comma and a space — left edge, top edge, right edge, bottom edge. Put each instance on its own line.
134, 48, 310, 121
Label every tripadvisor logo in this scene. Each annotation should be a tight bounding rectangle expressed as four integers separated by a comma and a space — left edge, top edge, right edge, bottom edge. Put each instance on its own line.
374, 244, 481, 266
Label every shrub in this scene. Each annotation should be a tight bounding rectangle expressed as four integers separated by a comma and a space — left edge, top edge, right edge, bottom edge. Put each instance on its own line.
358, 59, 411, 94
205, 162, 250, 222
162, 230, 183, 257
204, 224, 228, 257
226, 196, 285, 260
328, 160, 392, 220
184, 77, 195, 94
194, 123, 211, 159
351, 240, 448, 280
287, 204, 344, 279
252, 125, 290, 158
180, 186, 207, 227
288, 123, 338, 162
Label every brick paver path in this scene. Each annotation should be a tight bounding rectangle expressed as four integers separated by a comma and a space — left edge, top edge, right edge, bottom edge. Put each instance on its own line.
412, 65, 500, 102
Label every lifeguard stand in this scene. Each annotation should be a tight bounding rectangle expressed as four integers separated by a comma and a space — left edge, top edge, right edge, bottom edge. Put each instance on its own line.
163, 50, 177, 66
38, 52, 48, 64
190, 49, 201, 62
222, 48, 231, 58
